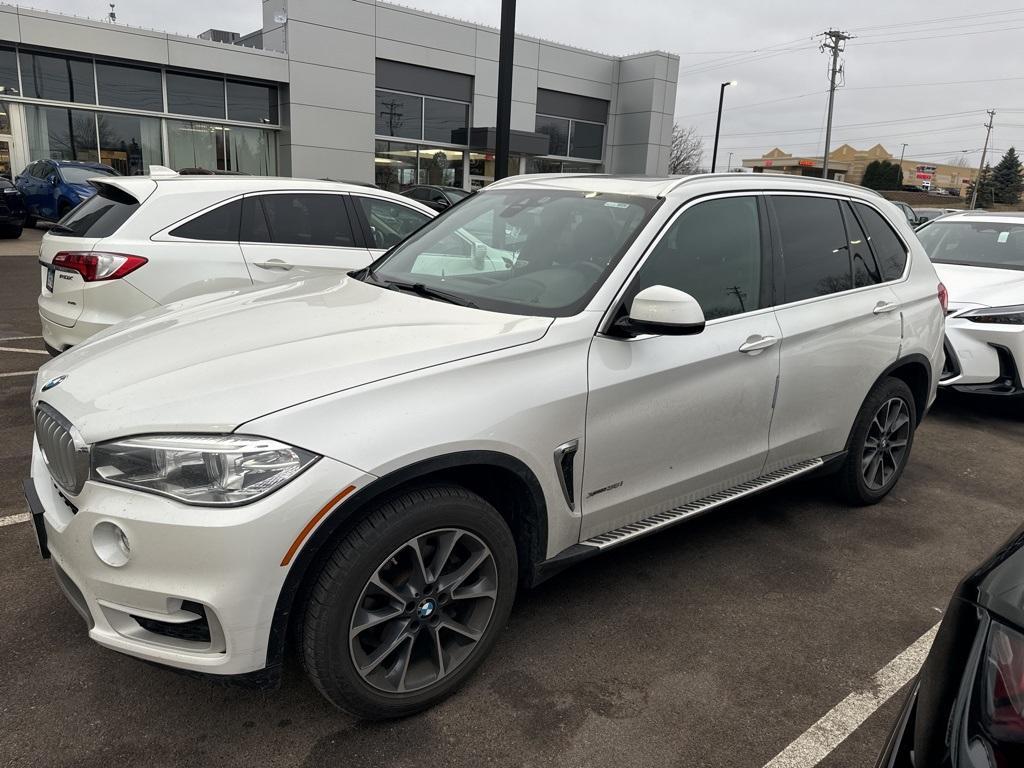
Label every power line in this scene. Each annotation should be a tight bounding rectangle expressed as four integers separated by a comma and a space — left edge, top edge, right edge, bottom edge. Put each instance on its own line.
855, 23, 1024, 47
701, 110, 988, 139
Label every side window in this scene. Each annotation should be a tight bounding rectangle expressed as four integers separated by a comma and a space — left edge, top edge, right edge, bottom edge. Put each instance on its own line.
854, 203, 909, 281
841, 202, 882, 288
258, 194, 356, 247
626, 196, 763, 320
772, 195, 852, 302
169, 199, 242, 241
240, 196, 271, 242
355, 196, 431, 249
408, 188, 429, 201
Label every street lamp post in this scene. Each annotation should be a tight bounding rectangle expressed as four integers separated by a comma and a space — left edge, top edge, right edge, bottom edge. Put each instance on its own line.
711, 80, 736, 173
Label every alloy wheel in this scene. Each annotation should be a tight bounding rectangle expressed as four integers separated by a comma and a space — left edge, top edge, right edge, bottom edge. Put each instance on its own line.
349, 528, 499, 694
861, 397, 911, 491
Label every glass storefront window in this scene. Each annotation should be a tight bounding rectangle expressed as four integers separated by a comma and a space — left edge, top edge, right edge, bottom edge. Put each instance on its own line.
526, 158, 602, 174
375, 140, 419, 192
20, 52, 95, 103
96, 62, 163, 111
167, 120, 276, 174
0, 48, 18, 96
167, 72, 225, 119
0, 102, 11, 134
26, 105, 99, 162
375, 91, 422, 140
423, 98, 468, 144
535, 115, 569, 157
97, 112, 162, 175
570, 121, 604, 160
227, 80, 278, 124
418, 146, 464, 187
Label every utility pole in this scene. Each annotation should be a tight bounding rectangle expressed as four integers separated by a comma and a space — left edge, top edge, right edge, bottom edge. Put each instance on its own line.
493, 0, 516, 181
897, 142, 908, 187
727, 152, 734, 172
970, 110, 995, 210
820, 29, 852, 180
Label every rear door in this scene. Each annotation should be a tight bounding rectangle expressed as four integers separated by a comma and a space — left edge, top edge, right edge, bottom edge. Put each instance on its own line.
239, 192, 372, 283
765, 193, 903, 470
350, 194, 433, 258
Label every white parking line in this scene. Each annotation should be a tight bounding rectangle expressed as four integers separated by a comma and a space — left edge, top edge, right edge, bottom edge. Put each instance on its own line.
762, 622, 940, 768
0, 346, 47, 355
0, 513, 29, 528
0, 370, 37, 377
0, 335, 42, 341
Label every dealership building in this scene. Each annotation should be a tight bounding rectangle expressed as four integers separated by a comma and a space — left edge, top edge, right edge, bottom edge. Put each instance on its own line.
0, 1, 679, 190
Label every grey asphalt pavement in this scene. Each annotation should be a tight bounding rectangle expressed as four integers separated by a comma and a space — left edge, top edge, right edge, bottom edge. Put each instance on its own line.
1, 230, 1021, 767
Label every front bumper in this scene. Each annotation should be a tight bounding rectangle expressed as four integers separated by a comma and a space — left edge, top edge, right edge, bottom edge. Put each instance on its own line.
26, 438, 367, 676
940, 317, 1024, 396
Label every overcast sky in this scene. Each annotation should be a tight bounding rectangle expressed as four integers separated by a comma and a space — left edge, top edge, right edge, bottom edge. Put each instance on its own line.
35, 0, 1024, 170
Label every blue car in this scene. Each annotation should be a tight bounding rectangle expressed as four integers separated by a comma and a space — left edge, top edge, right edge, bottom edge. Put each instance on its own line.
15, 159, 118, 225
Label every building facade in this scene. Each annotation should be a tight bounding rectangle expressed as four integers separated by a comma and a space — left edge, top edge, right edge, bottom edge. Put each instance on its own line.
742, 144, 978, 193
0, 1, 679, 189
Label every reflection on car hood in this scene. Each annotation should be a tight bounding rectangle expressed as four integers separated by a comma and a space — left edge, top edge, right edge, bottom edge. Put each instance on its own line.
35, 274, 552, 442
934, 263, 1024, 308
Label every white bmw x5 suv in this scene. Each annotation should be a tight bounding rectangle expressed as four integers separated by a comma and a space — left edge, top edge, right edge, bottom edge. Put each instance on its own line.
25, 173, 945, 718
37, 173, 434, 353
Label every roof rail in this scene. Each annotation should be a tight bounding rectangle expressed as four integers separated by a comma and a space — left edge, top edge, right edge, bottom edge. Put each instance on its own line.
660, 172, 885, 198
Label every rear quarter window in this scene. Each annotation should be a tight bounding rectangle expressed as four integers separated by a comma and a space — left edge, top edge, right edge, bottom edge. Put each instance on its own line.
55, 185, 139, 238
169, 199, 242, 241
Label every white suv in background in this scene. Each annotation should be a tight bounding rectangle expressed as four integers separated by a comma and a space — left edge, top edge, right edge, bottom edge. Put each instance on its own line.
37, 173, 434, 354
26, 174, 945, 719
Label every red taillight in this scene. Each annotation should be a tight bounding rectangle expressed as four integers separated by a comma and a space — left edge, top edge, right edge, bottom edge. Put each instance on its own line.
52, 251, 147, 282
938, 282, 949, 313
983, 621, 1024, 744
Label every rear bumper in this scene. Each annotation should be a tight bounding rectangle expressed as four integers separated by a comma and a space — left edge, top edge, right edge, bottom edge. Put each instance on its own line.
39, 311, 104, 352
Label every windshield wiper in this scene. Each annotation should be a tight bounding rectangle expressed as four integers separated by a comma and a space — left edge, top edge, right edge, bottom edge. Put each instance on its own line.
382, 279, 478, 308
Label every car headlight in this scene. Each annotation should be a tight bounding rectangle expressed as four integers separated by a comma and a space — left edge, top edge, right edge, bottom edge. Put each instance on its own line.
90, 435, 319, 506
962, 305, 1024, 325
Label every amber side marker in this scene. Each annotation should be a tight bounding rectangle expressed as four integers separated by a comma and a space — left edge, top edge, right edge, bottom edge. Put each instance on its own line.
280, 485, 356, 566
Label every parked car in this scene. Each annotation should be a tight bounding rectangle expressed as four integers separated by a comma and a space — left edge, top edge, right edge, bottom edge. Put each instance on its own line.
37, 173, 435, 354
916, 212, 1024, 399
25, 173, 945, 718
892, 200, 924, 227
401, 184, 472, 212
15, 159, 118, 225
915, 207, 960, 226
0, 176, 28, 238
876, 523, 1024, 767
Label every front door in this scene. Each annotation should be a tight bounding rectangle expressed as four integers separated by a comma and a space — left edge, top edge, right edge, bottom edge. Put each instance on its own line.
239, 192, 374, 284
582, 194, 781, 539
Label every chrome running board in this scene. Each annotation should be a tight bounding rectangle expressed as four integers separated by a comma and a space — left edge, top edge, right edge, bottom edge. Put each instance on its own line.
580, 457, 824, 550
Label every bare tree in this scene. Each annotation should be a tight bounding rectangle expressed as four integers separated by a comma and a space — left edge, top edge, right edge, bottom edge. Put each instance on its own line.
668, 123, 705, 175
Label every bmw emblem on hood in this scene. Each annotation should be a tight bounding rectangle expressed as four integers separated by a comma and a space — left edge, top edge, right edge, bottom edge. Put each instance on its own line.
41, 375, 67, 392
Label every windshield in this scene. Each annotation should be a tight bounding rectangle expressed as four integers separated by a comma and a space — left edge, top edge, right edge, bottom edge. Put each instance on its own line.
917, 220, 1024, 270
364, 188, 659, 317
59, 166, 116, 185
446, 188, 470, 201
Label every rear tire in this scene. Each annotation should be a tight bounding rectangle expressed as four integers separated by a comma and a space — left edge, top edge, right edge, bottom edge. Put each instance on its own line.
0, 224, 22, 238
301, 484, 517, 719
23, 215, 35, 228
838, 377, 917, 505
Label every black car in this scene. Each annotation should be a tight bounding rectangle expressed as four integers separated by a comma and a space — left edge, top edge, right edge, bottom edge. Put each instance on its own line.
0, 177, 27, 238
400, 184, 471, 212
877, 525, 1024, 767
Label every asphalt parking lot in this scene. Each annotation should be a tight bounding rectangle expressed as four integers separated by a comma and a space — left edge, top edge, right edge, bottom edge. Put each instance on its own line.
1, 229, 1022, 768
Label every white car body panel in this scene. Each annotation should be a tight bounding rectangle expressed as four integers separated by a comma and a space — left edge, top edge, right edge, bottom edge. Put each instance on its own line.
28, 173, 945, 677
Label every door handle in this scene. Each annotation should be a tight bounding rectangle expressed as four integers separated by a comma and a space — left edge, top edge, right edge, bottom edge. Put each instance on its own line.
872, 300, 899, 314
253, 259, 293, 271
739, 335, 780, 354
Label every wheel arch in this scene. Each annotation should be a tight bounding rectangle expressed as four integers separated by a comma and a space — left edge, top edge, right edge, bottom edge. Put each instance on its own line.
265, 450, 549, 669
844, 353, 933, 454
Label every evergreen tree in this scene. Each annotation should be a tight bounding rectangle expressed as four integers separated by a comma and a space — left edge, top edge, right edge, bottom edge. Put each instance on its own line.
861, 159, 901, 190
966, 164, 996, 209
992, 147, 1023, 204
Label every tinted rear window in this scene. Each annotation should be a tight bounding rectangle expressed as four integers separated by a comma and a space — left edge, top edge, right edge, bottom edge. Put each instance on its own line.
772, 195, 852, 302
854, 203, 908, 280
170, 199, 242, 241
55, 185, 139, 238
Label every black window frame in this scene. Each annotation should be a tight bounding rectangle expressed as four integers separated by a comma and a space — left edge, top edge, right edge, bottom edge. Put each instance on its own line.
611, 193, 775, 327
349, 194, 432, 250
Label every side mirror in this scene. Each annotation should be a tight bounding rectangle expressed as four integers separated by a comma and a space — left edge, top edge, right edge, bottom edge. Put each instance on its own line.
435, 198, 450, 209
615, 285, 706, 337
49, 175, 59, 187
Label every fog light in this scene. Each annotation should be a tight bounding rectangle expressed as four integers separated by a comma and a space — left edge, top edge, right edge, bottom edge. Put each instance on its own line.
92, 521, 130, 567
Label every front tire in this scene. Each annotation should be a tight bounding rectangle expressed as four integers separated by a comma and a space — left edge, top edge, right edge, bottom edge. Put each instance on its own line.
301, 485, 517, 719
838, 377, 917, 505
0, 223, 22, 238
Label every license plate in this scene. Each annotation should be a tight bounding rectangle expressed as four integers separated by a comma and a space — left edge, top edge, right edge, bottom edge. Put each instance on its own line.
45, 266, 54, 293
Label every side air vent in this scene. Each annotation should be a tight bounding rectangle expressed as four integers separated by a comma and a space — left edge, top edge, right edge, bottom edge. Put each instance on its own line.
553, 439, 579, 510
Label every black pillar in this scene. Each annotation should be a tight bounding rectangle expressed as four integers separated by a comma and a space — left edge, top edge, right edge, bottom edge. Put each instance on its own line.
494, 0, 516, 181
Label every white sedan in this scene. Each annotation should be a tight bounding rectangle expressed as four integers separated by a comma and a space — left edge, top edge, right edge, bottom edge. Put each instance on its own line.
917, 211, 1024, 397
37, 170, 436, 354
